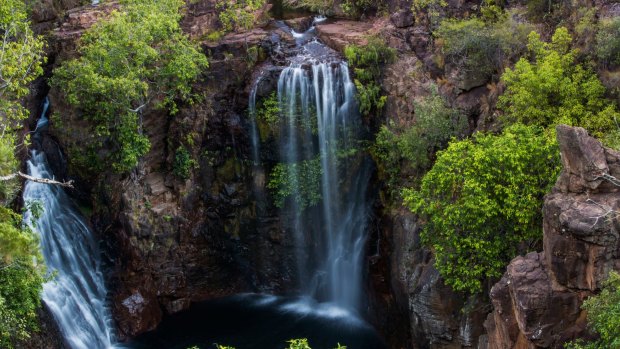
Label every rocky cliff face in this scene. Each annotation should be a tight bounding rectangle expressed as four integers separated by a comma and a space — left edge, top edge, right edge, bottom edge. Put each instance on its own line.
41, 1, 300, 339
484, 125, 620, 348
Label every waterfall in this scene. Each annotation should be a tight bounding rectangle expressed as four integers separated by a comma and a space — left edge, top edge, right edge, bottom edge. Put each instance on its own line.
23, 100, 117, 349
275, 61, 370, 310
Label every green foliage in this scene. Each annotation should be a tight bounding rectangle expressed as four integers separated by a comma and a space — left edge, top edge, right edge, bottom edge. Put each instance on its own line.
434, 16, 533, 83
499, 27, 620, 143
173, 146, 196, 180
255, 92, 282, 140
371, 86, 466, 191
566, 271, 620, 349
344, 38, 396, 116
596, 17, 620, 68
403, 124, 561, 293
52, 0, 208, 173
0, 205, 45, 348
0, 3, 46, 345
0, 259, 45, 349
217, 0, 266, 32
209, 339, 346, 349
340, 0, 382, 17
283, 0, 334, 13
411, 0, 447, 26
0, 0, 45, 130
268, 157, 322, 209
257, 92, 281, 125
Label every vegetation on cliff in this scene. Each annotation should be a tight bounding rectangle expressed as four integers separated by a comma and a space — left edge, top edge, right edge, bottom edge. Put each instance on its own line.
217, 0, 267, 32
499, 27, 620, 145
0, 0, 46, 346
344, 38, 395, 116
567, 271, 620, 349
403, 124, 560, 293
52, 0, 208, 173
371, 85, 466, 192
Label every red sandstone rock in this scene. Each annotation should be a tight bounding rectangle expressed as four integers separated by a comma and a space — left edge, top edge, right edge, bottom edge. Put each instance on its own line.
485, 126, 620, 348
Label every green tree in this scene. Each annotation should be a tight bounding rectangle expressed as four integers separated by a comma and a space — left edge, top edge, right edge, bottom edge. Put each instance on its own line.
499, 27, 620, 143
217, 0, 267, 32
566, 271, 620, 349
403, 124, 561, 293
52, 0, 208, 173
371, 86, 466, 191
0, 1, 46, 346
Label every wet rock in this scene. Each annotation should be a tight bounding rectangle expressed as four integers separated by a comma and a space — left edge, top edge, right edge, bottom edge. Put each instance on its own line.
114, 290, 162, 338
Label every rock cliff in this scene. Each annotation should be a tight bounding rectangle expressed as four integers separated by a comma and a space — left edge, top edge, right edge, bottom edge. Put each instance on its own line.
485, 125, 620, 348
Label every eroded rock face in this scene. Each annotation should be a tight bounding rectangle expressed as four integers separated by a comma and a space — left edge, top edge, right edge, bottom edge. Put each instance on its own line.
369, 209, 488, 349
485, 125, 620, 348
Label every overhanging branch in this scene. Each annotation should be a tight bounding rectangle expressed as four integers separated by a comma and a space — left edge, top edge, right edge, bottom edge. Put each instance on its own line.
0, 172, 74, 188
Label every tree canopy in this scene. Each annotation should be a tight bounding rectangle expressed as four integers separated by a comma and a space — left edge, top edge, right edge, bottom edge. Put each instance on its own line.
403, 124, 561, 293
53, 0, 208, 173
499, 27, 620, 143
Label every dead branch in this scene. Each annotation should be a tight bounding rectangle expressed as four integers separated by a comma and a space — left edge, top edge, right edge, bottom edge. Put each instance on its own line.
0, 172, 74, 188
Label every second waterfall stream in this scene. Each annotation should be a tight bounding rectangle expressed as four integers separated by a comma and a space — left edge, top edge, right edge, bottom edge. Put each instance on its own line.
23, 99, 118, 349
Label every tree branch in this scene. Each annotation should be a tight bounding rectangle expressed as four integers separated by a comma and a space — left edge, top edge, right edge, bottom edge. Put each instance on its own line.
0, 172, 74, 188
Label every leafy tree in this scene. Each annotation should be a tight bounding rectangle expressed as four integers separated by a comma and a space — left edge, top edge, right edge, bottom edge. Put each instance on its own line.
499, 27, 620, 143
52, 0, 208, 173
403, 124, 561, 293
566, 271, 620, 349
217, 0, 267, 32
0, 1, 46, 346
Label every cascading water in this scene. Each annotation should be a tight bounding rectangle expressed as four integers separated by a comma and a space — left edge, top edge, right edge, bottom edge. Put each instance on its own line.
249, 18, 371, 311
277, 60, 370, 310
23, 99, 117, 349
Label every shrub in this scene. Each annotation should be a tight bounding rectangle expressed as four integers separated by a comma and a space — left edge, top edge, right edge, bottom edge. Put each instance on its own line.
499, 27, 620, 143
217, 0, 267, 32
596, 17, 620, 68
434, 15, 533, 85
566, 271, 620, 349
283, 0, 334, 13
371, 86, 466, 191
52, 0, 208, 173
267, 157, 322, 209
344, 38, 396, 116
173, 146, 196, 180
403, 124, 561, 293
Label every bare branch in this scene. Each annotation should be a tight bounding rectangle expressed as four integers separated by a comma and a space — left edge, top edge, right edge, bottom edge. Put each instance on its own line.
0, 172, 74, 188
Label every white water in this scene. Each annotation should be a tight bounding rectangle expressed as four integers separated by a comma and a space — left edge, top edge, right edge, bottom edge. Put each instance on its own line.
23, 102, 117, 349
246, 17, 370, 311
277, 61, 370, 310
